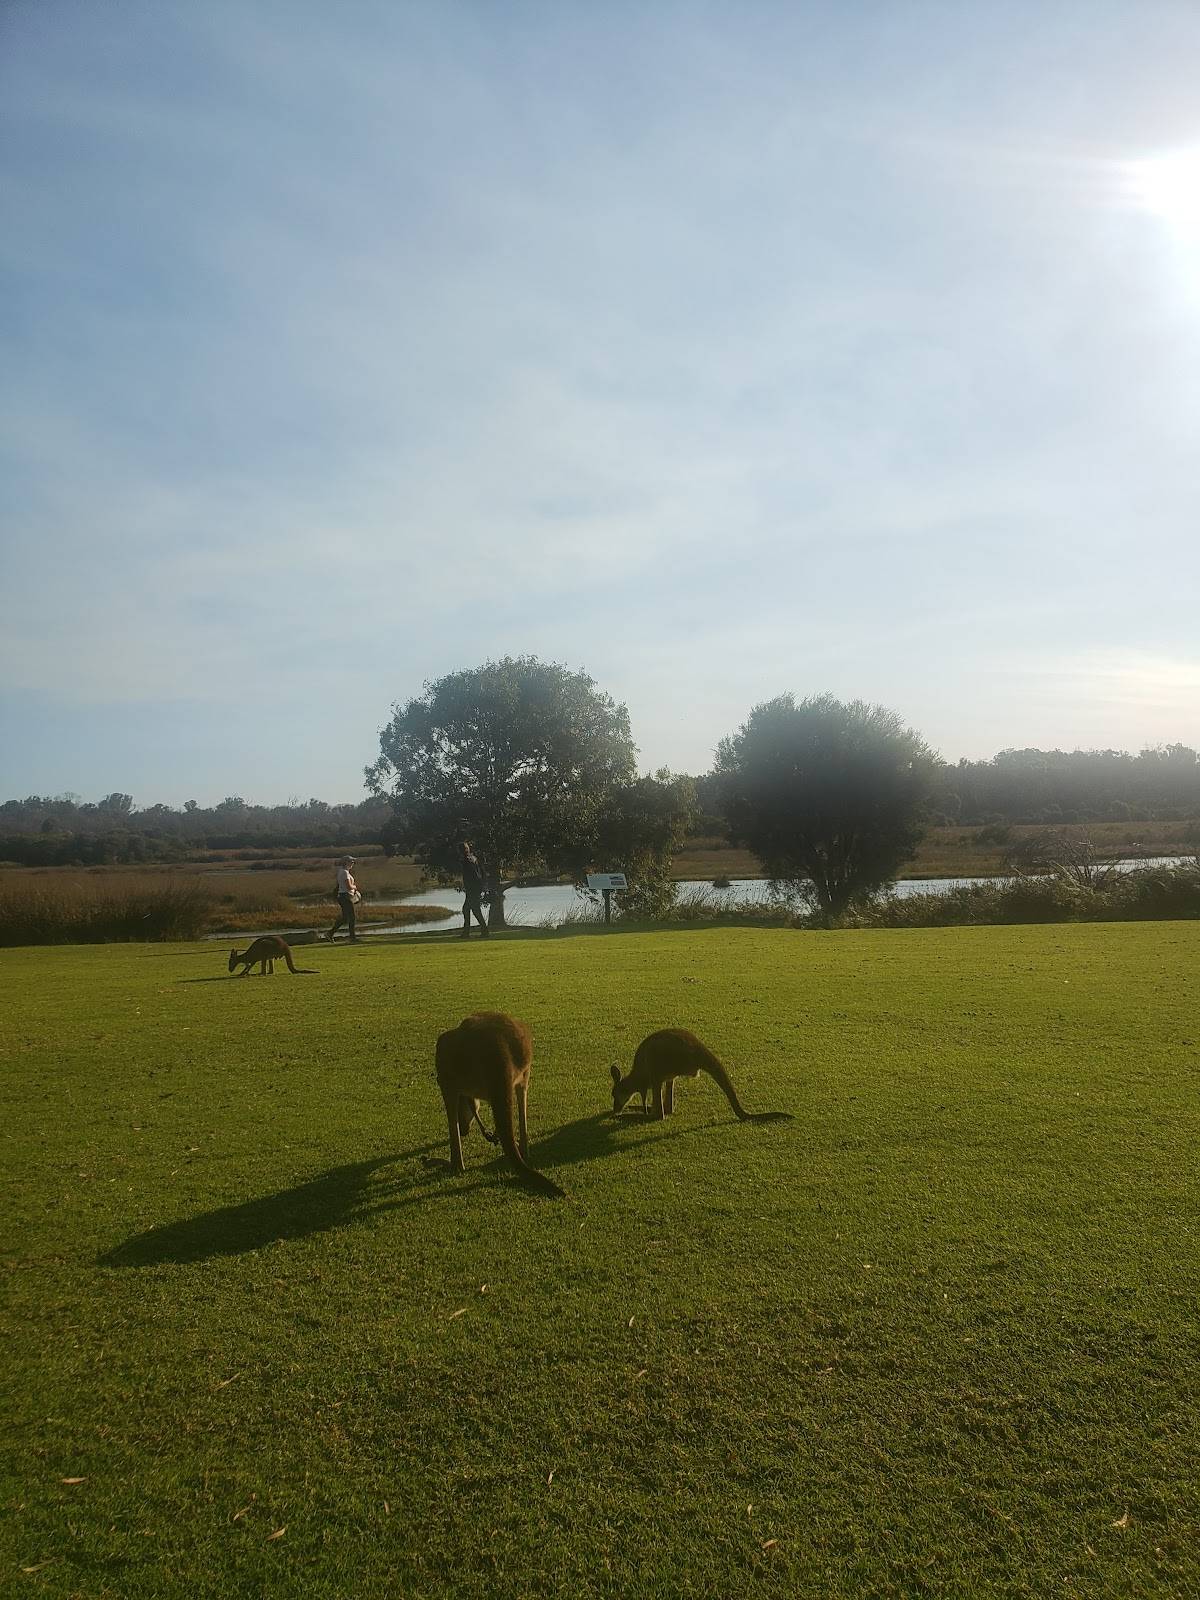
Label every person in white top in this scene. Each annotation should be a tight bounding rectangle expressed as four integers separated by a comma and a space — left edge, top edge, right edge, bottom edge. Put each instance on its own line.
328, 855, 360, 943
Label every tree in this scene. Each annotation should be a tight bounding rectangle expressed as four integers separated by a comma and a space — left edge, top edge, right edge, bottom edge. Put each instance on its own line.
714, 694, 939, 922
561, 770, 697, 920
366, 656, 638, 927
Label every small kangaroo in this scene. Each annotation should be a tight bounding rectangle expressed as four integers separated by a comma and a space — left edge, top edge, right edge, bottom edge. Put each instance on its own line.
227, 936, 311, 976
610, 1029, 794, 1123
425, 1012, 565, 1199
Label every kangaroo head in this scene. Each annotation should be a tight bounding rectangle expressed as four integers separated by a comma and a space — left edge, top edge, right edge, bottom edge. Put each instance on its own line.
610, 1062, 634, 1115
227, 948, 241, 972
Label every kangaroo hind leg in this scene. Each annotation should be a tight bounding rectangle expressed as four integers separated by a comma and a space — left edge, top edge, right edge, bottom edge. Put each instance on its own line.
445, 1086, 466, 1173
515, 1079, 530, 1161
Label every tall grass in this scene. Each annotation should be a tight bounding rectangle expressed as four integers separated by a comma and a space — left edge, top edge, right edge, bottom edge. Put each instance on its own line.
844, 862, 1200, 930
0, 876, 213, 945
0, 870, 449, 944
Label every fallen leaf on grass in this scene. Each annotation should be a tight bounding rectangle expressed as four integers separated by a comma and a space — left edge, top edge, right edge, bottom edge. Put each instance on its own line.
1113, 1511, 1131, 1529
449, 1308, 466, 1321
762, 1539, 778, 1550
231, 1504, 253, 1522
627, 1316, 635, 1327
383, 1501, 390, 1515
266, 1526, 287, 1541
633, 1369, 648, 1381
60, 1477, 86, 1485
22, 1561, 54, 1573
547, 1471, 554, 1485
213, 1373, 242, 1390
746, 1504, 754, 1516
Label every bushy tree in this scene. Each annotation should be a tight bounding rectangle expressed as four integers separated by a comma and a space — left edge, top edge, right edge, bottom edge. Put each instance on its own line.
715, 693, 939, 921
562, 770, 697, 920
366, 656, 638, 927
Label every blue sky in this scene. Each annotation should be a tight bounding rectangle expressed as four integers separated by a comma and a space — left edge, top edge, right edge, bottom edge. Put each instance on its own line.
2, 0, 1199, 806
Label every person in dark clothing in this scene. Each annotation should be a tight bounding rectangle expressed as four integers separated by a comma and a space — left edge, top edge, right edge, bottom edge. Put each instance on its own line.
459, 841, 488, 938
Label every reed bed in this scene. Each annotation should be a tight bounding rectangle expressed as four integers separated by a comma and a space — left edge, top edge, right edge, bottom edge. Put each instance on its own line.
0, 870, 449, 945
0, 876, 213, 945
846, 862, 1200, 930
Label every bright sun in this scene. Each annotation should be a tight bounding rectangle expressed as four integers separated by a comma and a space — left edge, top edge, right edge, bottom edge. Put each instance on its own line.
1126, 147, 1200, 229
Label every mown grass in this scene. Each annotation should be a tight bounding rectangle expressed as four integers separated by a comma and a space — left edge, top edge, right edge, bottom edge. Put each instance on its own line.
2, 923, 1198, 1598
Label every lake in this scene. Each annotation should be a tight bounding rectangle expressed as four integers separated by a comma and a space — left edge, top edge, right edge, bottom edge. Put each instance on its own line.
367, 875, 994, 935
362, 858, 1188, 935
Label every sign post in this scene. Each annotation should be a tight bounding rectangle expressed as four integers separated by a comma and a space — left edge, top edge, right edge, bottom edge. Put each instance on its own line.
585, 871, 628, 926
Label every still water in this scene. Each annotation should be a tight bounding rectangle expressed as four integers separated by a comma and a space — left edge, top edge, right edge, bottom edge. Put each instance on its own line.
369, 875, 994, 935
361, 857, 1187, 935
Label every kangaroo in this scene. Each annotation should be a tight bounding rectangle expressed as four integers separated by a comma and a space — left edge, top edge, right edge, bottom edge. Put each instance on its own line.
610, 1029, 793, 1123
227, 936, 312, 976
424, 1012, 565, 1199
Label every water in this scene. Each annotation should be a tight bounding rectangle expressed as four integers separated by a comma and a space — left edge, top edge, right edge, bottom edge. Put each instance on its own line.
371, 875, 992, 935
367, 857, 1189, 936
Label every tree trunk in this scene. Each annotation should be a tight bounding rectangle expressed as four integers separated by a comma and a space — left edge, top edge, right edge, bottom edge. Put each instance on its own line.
486, 874, 507, 929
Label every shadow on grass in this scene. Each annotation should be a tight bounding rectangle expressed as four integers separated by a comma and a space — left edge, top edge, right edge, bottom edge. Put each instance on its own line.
386, 914, 797, 948
528, 1110, 728, 1174
99, 1118, 723, 1268
175, 972, 321, 983
97, 1145, 495, 1267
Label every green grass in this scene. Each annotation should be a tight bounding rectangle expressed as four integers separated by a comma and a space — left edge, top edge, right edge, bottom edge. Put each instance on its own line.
2, 923, 1198, 1598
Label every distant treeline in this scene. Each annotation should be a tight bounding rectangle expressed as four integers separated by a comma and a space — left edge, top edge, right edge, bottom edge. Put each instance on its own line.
928, 744, 1200, 825
0, 793, 390, 867
3, 743, 1199, 868
695, 743, 1200, 829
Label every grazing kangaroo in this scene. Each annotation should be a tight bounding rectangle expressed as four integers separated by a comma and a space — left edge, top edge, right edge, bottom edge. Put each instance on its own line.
227, 936, 311, 976
610, 1029, 793, 1123
425, 1012, 565, 1199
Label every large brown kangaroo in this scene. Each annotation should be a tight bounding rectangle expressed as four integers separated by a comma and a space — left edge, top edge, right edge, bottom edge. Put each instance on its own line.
227, 936, 313, 976
610, 1029, 793, 1123
426, 1012, 565, 1199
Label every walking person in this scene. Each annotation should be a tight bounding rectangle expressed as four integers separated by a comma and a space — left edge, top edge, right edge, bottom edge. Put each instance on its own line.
328, 855, 360, 943
459, 841, 489, 939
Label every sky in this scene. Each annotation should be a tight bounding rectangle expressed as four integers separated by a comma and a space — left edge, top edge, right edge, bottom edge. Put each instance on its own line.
2, 0, 1199, 807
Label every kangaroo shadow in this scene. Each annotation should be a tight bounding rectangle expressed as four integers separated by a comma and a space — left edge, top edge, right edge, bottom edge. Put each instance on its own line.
527, 1110, 726, 1175
99, 1145, 465, 1267
176, 972, 320, 983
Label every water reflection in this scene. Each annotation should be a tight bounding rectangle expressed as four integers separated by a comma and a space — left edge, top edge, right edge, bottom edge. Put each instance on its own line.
365, 858, 1188, 936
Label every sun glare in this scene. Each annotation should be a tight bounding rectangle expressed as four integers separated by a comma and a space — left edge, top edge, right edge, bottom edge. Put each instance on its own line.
1125, 146, 1200, 230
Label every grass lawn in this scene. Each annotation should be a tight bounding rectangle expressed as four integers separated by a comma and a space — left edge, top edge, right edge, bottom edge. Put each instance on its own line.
2, 922, 1197, 1597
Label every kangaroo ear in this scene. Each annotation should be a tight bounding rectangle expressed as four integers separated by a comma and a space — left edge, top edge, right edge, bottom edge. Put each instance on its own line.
610, 1063, 622, 1085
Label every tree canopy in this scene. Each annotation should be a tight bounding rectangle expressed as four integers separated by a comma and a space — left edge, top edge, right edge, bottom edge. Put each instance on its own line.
714, 693, 939, 920
365, 656, 640, 925
560, 769, 697, 920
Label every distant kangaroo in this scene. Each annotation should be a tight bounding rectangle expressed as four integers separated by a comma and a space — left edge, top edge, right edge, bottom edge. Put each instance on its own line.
227, 936, 313, 976
425, 1012, 565, 1199
610, 1029, 794, 1123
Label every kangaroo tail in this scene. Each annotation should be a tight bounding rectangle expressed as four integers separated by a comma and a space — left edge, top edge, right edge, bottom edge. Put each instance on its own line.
698, 1048, 754, 1120
282, 945, 299, 973
700, 1048, 792, 1123
492, 1075, 565, 1199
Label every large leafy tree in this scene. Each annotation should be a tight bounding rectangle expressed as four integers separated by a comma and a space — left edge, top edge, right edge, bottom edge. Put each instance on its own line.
561, 770, 697, 920
714, 693, 939, 922
366, 656, 638, 927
